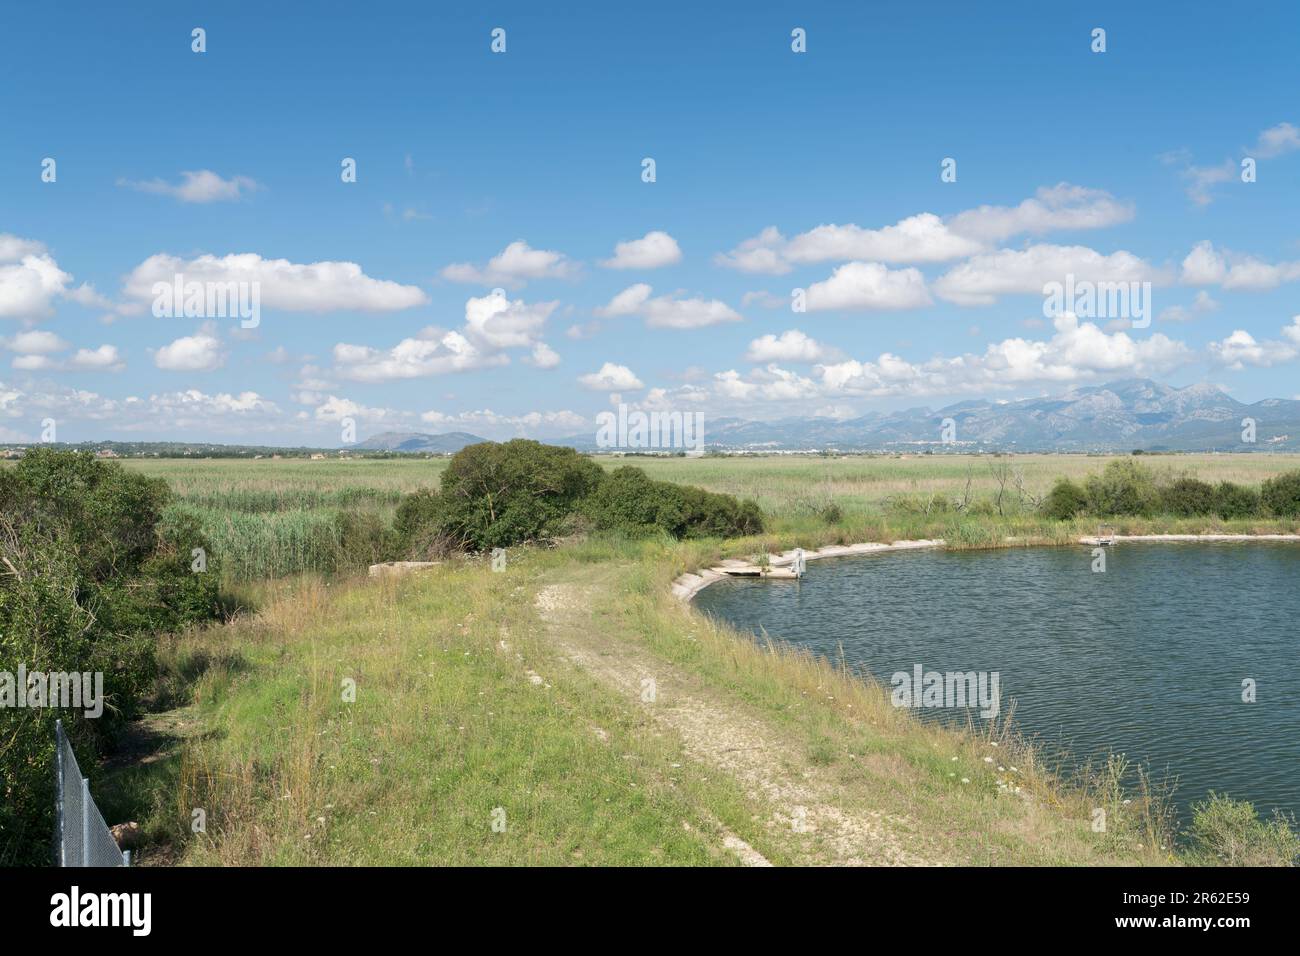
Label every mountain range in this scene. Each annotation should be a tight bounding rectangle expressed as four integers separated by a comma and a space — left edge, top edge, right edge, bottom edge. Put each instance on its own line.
553, 380, 1300, 453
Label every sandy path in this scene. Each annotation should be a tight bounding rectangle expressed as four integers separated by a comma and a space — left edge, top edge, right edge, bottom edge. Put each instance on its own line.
533, 579, 936, 866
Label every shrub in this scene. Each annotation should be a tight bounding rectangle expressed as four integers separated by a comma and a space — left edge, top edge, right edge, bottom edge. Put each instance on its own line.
583, 466, 763, 540
1261, 470, 1300, 517
1084, 459, 1161, 516
0, 450, 222, 866
1041, 478, 1087, 520
1160, 477, 1217, 517
410, 440, 605, 552
1185, 793, 1300, 866
1213, 481, 1261, 520
819, 502, 844, 526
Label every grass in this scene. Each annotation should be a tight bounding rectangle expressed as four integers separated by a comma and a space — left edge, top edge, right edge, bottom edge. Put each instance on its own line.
115, 452, 1300, 581
91, 452, 1299, 865
104, 536, 1209, 866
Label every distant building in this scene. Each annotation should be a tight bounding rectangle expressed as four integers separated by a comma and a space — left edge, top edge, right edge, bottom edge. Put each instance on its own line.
95, 448, 118, 458
310, 453, 325, 460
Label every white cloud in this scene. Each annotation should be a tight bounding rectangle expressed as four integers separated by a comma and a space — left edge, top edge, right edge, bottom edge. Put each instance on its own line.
1253, 122, 1300, 159
601, 231, 682, 270
1180, 240, 1300, 291
744, 329, 836, 363
1209, 317, 1300, 369
946, 184, 1135, 243
314, 395, 405, 424
123, 252, 428, 314
1158, 290, 1218, 323
713, 227, 791, 275
68, 345, 125, 371
934, 244, 1157, 306
118, 170, 260, 203
714, 185, 1131, 274
419, 407, 586, 437
805, 262, 932, 311
441, 240, 577, 287
785, 214, 983, 266
578, 362, 643, 391
153, 328, 225, 371
816, 314, 1190, 398
331, 291, 556, 382
596, 283, 742, 329
3, 329, 68, 354
0, 235, 74, 321
528, 342, 561, 368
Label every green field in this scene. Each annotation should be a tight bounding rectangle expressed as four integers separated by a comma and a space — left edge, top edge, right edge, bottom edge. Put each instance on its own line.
112, 452, 1300, 580
80, 450, 1300, 866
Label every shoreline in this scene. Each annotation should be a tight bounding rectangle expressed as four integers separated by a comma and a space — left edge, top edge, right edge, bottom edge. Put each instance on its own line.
672, 532, 1300, 602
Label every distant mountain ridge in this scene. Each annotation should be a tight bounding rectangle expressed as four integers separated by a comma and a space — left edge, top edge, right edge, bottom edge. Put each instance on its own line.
554, 380, 1300, 452
353, 431, 489, 453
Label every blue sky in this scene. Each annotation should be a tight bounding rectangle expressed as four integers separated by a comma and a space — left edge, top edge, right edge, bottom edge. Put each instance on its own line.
2, 0, 1299, 445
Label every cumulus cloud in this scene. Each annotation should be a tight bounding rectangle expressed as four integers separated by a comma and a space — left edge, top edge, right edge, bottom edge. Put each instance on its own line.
0, 380, 282, 437
933, 244, 1157, 306
815, 314, 1190, 397
441, 240, 577, 287
68, 345, 125, 371
714, 185, 1131, 274
0, 235, 80, 321
153, 327, 225, 371
1180, 240, 1300, 291
419, 407, 586, 438
528, 342, 561, 368
804, 262, 932, 311
596, 283, 742, 329
3, 329, 68, 354
118, 170, 260, 203
331, 291, 555, 383
744, 329, 837, 363
122, 252, 428, 314
1208, 317, 1300, 369
601, 231, 682, 269
578, 362, 643, 391
947, 184, 1135, 243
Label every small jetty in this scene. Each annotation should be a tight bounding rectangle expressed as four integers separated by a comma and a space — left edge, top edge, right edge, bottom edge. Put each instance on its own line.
714, 548, 807, 580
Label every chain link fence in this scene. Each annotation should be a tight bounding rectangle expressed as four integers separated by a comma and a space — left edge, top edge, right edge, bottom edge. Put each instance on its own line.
55, 719, 129, 867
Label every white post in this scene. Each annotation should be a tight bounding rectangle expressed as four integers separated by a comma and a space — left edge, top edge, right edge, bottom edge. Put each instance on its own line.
55, 720, 65, 866
82, 778, 91, 867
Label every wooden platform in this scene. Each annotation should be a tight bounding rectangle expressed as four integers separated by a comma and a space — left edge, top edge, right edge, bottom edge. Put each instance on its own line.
713, 565, 801, 579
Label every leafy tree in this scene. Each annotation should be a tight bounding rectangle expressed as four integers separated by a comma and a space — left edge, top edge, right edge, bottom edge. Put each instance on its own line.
1041, 478, 1087, 520
1, 450, 221, 865
1261, 470, 1300, 517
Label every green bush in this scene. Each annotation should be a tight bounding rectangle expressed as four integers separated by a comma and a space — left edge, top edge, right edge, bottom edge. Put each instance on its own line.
421, 440, 605, 551
1213, 481, 1261, 520
0, 449, 222, 866
1041, 478, 1087, 520
1084, 459, 1161, 516
1160, 477, 1217, 517
1261, 470, 1300, 517
394, 445, 765, 554
1185, 793, 1300, 866
583, 467, 764, 540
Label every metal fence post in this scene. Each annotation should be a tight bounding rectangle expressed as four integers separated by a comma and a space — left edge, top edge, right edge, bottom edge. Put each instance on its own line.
54, 720, 65, 866
82, 777, 91, 867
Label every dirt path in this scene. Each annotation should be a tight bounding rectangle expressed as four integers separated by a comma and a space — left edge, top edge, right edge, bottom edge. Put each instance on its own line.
533, 575, 938, 866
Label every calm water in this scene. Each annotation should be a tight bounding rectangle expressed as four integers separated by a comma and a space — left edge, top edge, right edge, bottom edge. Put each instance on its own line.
695, 543, 1300, 823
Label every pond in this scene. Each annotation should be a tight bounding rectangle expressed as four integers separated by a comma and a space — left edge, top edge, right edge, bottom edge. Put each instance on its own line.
694, 542, 1300, 824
